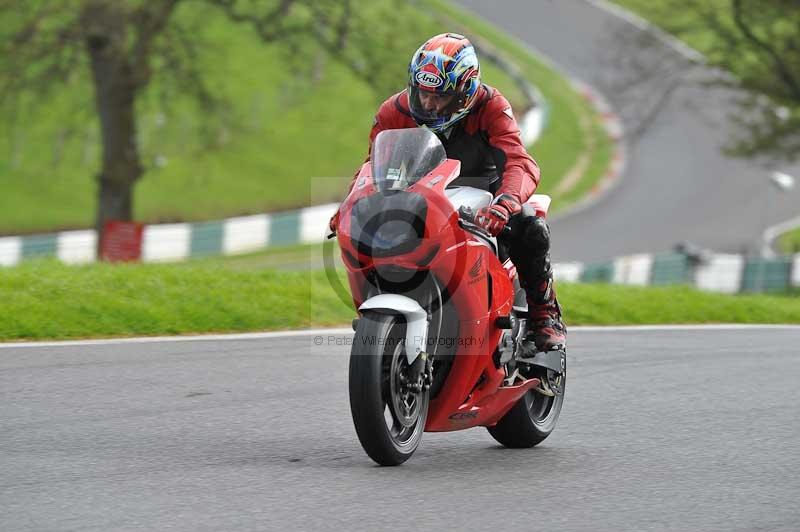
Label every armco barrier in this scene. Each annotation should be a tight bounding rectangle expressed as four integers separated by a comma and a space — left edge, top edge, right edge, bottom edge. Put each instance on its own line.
223, 214, 270, 255
650, 253, 690, 286
695, 254, 744, 294
21, 234, 57, 259
554, 262, 584, 283
0, 237, 21, 266
571, 251, 798, 295
740, 256, 793, 293
580, 262, 614, 283
57, 230, 96, 265
0, 205, 337, 266
190, 221, 224, 257
793, 255, 800, 288
612, 254, 652, 286
142, 223, 190, 263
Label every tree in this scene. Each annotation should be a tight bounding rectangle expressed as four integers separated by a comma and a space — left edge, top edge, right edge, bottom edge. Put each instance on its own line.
713, 0, 800, 160
606, 0, 800, 161
0, 0, 402, 248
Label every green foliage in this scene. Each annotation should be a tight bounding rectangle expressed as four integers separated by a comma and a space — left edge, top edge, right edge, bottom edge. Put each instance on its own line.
778, 226, 800, 254
613, 0, 800, 160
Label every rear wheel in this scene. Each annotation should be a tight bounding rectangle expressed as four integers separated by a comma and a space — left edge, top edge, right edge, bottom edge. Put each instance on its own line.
349, 312, 429, 465
487, 366, 565, 448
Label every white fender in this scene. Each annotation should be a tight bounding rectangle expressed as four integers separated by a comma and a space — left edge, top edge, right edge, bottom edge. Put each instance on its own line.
359, 294, 428, 364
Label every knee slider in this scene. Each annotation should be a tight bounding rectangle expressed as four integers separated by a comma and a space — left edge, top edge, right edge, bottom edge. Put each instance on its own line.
522, 215, 550, 250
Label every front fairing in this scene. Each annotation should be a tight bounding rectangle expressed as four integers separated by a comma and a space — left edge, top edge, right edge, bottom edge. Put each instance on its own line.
338, 130, 461, 273
338, 179, 456, 272
337, 128, 514, 323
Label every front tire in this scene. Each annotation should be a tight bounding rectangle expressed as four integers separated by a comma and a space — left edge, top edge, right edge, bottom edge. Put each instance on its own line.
487, 368, 565, 448
349, 312, 429, 465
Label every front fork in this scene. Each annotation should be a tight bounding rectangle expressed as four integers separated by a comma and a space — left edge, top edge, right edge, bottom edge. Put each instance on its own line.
404, 352, 435, 393
358, 294, 433, 391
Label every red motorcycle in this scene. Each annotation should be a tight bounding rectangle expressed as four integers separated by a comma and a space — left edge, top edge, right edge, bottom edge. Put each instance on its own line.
332, 128, 566, 465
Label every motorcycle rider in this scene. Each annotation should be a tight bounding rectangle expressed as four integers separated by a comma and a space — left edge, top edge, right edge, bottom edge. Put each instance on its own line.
330, 32, 566, 352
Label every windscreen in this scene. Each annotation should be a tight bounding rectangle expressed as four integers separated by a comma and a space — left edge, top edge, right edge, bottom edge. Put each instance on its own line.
371, 129, 447, 191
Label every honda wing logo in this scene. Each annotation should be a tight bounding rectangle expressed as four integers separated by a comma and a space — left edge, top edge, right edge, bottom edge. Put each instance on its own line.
469, 254, 483, 278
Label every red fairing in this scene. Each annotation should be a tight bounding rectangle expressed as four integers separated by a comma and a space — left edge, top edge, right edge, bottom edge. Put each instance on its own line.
343, 85, 540, 205
338, 154, 546, 432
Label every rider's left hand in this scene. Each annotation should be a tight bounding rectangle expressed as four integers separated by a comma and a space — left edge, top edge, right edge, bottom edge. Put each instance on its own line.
475, 194, 521, 236
328, 209, 341, 235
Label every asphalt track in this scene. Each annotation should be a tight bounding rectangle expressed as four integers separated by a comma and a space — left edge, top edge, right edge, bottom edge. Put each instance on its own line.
456, 0, 800, 262
2, 326, 800, 531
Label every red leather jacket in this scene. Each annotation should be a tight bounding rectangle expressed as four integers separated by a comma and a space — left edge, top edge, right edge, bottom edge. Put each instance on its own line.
347, 84, 540, 204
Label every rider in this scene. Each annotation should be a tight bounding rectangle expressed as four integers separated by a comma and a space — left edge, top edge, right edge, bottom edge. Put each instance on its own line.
330, 32, 566, 352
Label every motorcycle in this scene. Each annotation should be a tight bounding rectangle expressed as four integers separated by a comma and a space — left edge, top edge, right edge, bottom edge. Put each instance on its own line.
331, 128, 566, 466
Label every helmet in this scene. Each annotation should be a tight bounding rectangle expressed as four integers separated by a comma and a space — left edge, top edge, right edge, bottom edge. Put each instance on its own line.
407, 33, 481, 133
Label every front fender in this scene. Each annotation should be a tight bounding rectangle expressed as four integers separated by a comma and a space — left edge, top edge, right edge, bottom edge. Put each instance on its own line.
359, 295, 429, 364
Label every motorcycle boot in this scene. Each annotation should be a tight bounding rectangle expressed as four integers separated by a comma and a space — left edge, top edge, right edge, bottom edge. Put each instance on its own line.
505, 207, 566, 356
523, 269, 566, 353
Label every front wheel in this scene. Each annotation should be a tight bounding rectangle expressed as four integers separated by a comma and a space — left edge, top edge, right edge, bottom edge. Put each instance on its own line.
487, 366, 565, 448
349, 312, 429, 465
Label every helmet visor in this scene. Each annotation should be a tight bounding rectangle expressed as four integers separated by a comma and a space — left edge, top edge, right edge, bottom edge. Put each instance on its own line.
408, 86, 466, 124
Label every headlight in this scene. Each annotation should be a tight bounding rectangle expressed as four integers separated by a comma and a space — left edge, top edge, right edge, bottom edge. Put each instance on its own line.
350, 191, 427, 258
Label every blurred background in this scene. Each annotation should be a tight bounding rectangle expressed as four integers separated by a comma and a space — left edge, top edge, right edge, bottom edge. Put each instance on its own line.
0, 0, 798, 338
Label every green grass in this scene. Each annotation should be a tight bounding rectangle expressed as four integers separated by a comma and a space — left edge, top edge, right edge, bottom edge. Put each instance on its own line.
214, 242, 345, 273
0, 0, 612, 235
1, 258, 797, 341
0, 259, 349, 341
559, 283, 800, 325
778, 227, 800, 255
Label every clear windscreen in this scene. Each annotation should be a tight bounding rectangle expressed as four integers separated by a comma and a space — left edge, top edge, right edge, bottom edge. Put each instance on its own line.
370, 128, 447, 191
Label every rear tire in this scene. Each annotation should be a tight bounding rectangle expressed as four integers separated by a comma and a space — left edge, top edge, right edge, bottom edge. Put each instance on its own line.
487, 370, 565, 448
349, 312, 429, 465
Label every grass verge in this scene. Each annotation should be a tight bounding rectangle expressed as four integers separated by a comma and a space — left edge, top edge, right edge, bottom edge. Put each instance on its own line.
778, 227, 800, 255
1, 259, 797, 342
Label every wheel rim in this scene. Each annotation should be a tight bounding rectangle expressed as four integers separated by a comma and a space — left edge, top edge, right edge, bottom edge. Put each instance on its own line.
381, 332, 428, 450
526, 371, 565, 432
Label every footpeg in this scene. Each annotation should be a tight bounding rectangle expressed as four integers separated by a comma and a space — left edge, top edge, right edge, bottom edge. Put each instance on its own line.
517, 349, 566, 374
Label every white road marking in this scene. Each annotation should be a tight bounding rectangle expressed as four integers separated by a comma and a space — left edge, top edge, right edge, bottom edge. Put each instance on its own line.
1, 325, 798, 349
